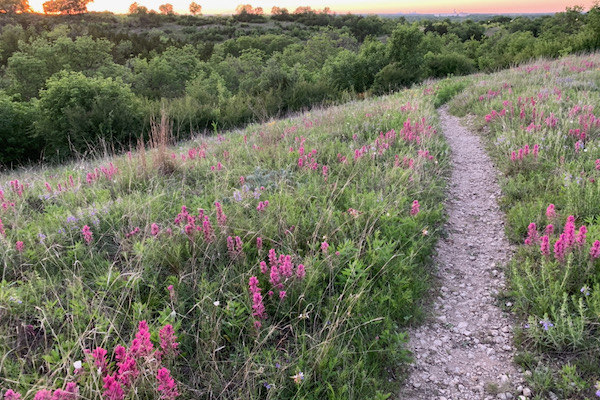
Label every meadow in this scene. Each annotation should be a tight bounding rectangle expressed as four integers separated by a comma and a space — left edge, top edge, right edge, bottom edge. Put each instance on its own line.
0, 87, 449, 398
449, 53, 600, 398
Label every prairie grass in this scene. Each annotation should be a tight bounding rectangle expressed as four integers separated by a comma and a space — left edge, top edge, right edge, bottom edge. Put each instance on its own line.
0, 87, 449, 398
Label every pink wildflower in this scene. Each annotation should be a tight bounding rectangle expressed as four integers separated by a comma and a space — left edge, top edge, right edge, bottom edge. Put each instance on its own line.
590, 240, 600, 259
151, 223, 160, 236
576, 226, 587, 246
202, 218, 213, 242
227, 236, 235, 256
279, 291, 286, 300
296, 264, 306, 279
115, 352, 138, 387
321, 241, 329, 253
16, 241, 24, 252
256, 200, 269, 212
540, 235, 550, 256
256, 237, 263, 252
546, 204, 556, 219
103, 374, 125, 400
545, 224, 554, 235
259, 261, 268, 274
525, 223, 538, 245
51, 383, 78, 400
533, 144, 539, 159
4, 390, 21, 400
248, 277, 267, 321
33, 390, 52, 400
167, 285, 175, 301
157, 368, 179, 400
278, 255, 292, 278
130, 320, 153, 358
564, 216, 575, 249
268, 248, 278, 267
82, 225, 93, 244
91, 347, 109, 373
410, 200, 420, 216
157, 324, 179, 361
510, 151, 516, 162
554, 235, 565, 262
269, 265, 281, 288
215, 202, 227, 227
0, 218, 5, 236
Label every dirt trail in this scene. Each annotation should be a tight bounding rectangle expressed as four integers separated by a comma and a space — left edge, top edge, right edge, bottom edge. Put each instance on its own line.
399, 106, 529, 400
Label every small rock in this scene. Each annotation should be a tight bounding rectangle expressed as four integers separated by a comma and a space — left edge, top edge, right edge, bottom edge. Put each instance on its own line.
458, 322, 469, 329
522, 387, 532, 397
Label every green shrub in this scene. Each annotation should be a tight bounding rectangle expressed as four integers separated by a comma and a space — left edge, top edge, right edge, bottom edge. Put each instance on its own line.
35, 71, 143, 160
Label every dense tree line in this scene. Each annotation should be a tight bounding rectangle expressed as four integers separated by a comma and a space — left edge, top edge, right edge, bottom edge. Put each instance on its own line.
0, 5, 599, 166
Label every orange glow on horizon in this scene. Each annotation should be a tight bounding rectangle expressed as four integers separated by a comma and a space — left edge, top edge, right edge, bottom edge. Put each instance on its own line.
27, 0, 595, 16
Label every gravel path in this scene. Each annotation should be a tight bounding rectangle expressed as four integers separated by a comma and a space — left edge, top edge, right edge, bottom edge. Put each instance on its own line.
399, 106, 529, 400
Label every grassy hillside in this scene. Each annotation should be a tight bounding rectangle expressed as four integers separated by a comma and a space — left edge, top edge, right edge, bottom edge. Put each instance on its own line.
449, 53, 600, 399
0, 87, 449, 398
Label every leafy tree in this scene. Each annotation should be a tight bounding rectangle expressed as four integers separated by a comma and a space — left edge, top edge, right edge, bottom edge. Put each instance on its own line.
42, 0, 92, 14
0, 0, 30, 13
385, 23, 425, 85
322, 49, 365, 92
271, 6, 291, 21
0, 91, 38, 165
6, 35, 121, 99
189, 1, 201, 15
128, 2, 148, 14
36, 71, 142, 160
0, 24, 27, 65
294, 6, 312, 14
158, 3, 174, 15
131, 45, 200, 98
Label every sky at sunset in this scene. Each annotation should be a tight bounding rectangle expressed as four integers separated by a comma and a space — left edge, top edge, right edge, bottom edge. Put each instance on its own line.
28, 0, 596, 16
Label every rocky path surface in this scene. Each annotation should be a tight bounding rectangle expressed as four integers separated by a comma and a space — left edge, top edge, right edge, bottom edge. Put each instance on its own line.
399, 106, 529, 400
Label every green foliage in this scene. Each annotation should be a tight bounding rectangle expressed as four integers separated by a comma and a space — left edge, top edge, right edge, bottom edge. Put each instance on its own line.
433, 79, 468, 108
2, 7, 600, 165
425, 52, 476, 78
36, 71, 143, 160
0, 91, 38, 165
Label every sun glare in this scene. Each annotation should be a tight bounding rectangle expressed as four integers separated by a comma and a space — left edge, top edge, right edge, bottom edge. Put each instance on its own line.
27, 0, 595, 15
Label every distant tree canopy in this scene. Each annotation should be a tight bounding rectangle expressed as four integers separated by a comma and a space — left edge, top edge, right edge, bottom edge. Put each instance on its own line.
43, 0, 91, 14
128, 2, 148, 14
0, 0, 30, 13
158, 3, 174, 15
0, 5, 599, 165
188, 1, 200, 15
235, 4, 262, 15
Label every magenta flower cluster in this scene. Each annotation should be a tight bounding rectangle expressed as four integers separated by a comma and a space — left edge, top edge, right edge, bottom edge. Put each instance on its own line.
85, 320, 180, 400
526, 209, 598, 263
250, 248, 308, 329
510, 144, 539, 162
